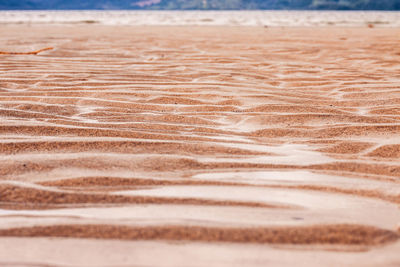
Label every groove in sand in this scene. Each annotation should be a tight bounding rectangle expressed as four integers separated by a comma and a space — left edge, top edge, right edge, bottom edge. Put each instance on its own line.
0, 184, 288, 210
0, 224, 397, 246
37, 177, 400, 205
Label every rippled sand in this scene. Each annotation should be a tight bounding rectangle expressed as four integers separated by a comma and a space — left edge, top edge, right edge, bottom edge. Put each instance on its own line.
0, 25, 400, 266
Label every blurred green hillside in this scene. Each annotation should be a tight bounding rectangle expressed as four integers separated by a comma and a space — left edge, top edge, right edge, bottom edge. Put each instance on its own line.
0, 0, 399, 10
149, 0, 400, 10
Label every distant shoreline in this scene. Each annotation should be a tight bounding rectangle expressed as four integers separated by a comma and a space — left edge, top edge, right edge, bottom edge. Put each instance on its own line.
1, 9, 400, 11
1, 10, 399, 28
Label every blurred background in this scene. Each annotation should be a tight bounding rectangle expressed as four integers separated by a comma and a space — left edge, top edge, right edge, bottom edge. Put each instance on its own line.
1, 0, 399, 10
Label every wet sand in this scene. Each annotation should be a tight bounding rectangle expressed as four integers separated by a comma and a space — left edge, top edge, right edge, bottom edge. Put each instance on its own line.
0, 25, 400, 266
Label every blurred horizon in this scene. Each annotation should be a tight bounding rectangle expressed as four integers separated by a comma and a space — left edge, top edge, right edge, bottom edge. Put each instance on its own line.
1, 0, 400, 11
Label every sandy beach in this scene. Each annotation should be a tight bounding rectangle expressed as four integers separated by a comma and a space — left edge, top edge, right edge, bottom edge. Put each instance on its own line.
0, 24, 400, 266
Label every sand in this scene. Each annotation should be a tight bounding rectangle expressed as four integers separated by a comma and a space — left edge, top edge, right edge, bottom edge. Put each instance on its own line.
0, 24, 400, 266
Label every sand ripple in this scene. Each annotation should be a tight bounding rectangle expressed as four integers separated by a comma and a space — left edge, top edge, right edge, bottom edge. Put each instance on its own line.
0, 25, 400, 266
